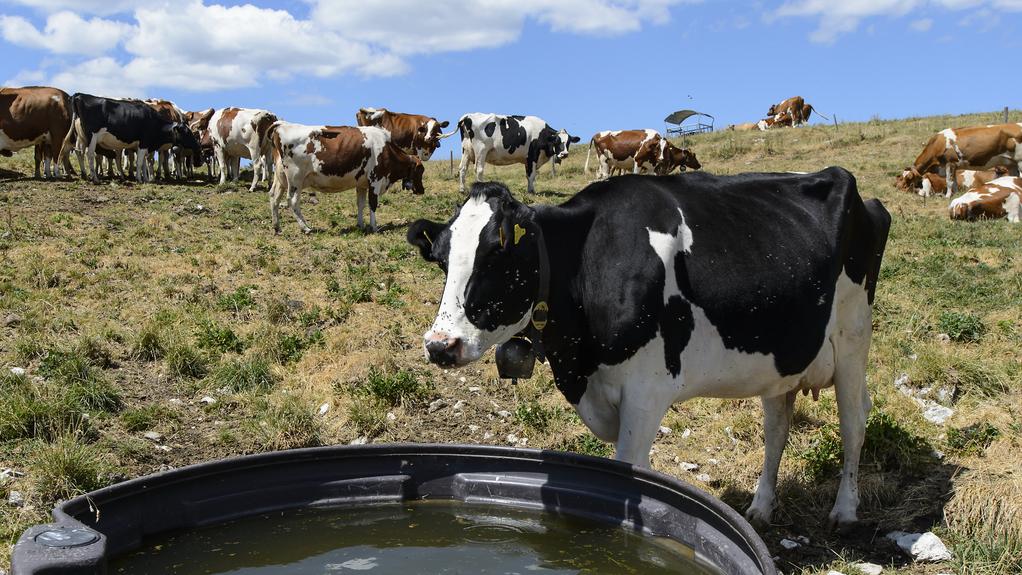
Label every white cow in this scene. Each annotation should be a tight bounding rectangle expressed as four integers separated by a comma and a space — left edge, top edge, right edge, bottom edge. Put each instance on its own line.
209, 107, 278, 191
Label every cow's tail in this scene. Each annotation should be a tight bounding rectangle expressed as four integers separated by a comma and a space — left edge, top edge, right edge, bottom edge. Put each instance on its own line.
806, 105, 830, 122
584, 138, 595, 176
862, 198, 891, 305
267, 121, 287, 201
438, 115, 465, 140
58, 95, 83, 176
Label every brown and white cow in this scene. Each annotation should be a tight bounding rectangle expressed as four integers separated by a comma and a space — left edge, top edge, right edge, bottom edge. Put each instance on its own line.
757, 113, 794, 131
585, 129, 663, 179
183, 108, 215, 179
355, 107, 450, 161
896, 123, 1022, 194
948, 176, 1022, 223
919, 166, 1012, 198
768, 96, 805, 125
144, 98, 189, 179
269, 123, 424, 233
1, 86, 74, 178
210, 107, 278, 191
586, 130, 702, 179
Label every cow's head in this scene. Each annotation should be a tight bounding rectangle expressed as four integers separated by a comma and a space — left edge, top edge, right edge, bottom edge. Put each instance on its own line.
657, 141, 701, 174
408, 182, 544, 367
544, 128, 581, 163
171, 123, 204, 166
402, 154, 426, 195
767, 104, 778, 116
412, 119, 450, 160
895, 167, 921, 190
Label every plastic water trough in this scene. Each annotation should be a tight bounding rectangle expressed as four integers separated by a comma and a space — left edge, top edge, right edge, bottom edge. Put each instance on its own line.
11, 444, 776, 574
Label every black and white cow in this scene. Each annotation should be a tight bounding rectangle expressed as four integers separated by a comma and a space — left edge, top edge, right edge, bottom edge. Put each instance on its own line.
453, 113, 580, 194
60, 93, 201, 183
408, 169, 890, 528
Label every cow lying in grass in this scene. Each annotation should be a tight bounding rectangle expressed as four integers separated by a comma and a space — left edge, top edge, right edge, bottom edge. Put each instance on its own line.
949, 176, 1022, 223
409, 169, 890, 528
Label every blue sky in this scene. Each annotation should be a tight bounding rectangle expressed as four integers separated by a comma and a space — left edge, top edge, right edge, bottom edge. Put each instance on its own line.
1, 0, 1019, 158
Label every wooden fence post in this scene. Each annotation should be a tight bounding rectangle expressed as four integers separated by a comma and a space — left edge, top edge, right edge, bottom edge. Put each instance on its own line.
1004, 106, 1009, 123
449, 150, 454, 179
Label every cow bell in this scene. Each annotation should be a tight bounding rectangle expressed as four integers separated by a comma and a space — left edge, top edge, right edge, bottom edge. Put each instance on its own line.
496, 337, 536, 382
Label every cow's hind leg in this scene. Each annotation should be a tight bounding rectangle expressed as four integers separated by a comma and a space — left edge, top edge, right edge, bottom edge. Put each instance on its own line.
355, 187, 368, 230
287, 185, 312, 234
828, 287, 873, 529
746, 391, 796, 526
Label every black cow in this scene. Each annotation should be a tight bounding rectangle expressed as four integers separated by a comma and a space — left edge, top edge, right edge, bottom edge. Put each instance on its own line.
60, 93, 201, 183
408, 169, 890, 529
452, 113, 580, 194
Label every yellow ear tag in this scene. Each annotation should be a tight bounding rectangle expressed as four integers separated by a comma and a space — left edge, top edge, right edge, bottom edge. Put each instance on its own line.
513, 224, 526, 245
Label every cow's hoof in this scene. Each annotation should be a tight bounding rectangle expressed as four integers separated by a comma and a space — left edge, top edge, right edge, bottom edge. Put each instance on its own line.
744, 506, 773, 529
826, 511, 859, 533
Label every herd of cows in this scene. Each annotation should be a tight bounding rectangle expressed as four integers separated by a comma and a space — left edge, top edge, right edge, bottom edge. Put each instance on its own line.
1, 84, 1019, 529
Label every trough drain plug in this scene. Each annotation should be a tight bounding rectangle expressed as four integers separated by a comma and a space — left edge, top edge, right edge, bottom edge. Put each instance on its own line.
34, 527, 100, 548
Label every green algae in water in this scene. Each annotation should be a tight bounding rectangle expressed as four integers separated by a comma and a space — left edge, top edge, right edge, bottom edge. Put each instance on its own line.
111, 501, 725, 574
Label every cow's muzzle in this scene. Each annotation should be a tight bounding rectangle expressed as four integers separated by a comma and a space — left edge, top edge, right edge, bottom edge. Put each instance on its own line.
424, 332, 462, 367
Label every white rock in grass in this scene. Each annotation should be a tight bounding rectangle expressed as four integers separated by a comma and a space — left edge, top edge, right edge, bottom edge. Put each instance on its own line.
506, 433, 519, 445
427, 399, 447, 413
453, 400, 466, 411
8, 491, 25, 507
694, 473, 712, 483
200, 396, 217, 405
143, 431, 163, 442
468, 386, 481, 393
10, 367, 25, 377
922, 404, 954, 425
679, 462, 699, 472
779, 538, 800, 550
349, 437, 368, 446
658, 426, 671, 435
886, 531, 952, 562
318, 403, 330, 416
936, 333, 951, 345
386, 412, 397, 421
853, 562, 883, 575
681, 428, 692, 439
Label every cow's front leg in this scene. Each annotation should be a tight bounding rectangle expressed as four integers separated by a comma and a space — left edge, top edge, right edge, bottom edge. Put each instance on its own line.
947, 162, 959, 197
526, 161, 537, 194
746, 391, 796, 526
614, 392, 672, 468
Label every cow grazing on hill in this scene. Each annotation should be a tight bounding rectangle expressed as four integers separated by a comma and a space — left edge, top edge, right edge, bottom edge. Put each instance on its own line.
454, 113, 580, 194
268, 123, 424, 233
1, 86, 74, 178
768, 96, 805, 124
61, 93, 202, 183
355, 107, 449, 160
585, 129, 664, 179
919, 166, 1011, 198
210, 107, 278, 191
949, 176, 1022, 223
896, 123, 1022, 194
409, 169, 890, 528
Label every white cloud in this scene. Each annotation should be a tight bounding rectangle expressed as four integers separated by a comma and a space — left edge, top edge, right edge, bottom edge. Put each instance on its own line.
2, 0, 691, 95
775, 0, 1022, 42
910, 17, 933, 30
0, 11, 133, 56
312, 0, 693, 54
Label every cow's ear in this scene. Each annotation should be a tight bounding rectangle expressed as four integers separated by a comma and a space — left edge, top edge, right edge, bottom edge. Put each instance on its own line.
439, 121, 450, 128
569, 135, 581, 143
407, 219, 445, 262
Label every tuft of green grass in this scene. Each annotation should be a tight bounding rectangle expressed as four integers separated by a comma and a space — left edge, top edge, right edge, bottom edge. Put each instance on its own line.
38, 348, 121, 412
217, 285, 256, 314
800, 410, 935, 482
208, 357, 277, 393
946, 422, 1000, 456
910, 351, 1009, 398
558, 433, 614, 459
938, 311, 986, 343
514, 400, 558, 432
352, 367, 431, 407
131, 320, 167, 361
347, 395, 388, 438
195, 319, 245, 355
165, 342, 208, 379
31, 436, 110, 501
255, 394, 322, 450
119, 404, 178, 432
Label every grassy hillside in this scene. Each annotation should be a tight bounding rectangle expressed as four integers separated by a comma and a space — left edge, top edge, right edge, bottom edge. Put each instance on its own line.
1, 110, 1020, 574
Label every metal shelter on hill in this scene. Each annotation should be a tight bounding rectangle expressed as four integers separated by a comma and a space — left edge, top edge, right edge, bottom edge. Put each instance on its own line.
664, 110, 714, 136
